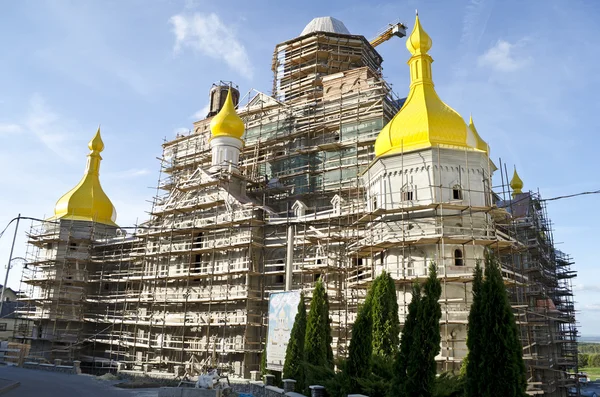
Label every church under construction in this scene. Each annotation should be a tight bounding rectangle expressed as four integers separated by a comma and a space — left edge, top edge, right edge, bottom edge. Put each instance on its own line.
12, 15, 578, 397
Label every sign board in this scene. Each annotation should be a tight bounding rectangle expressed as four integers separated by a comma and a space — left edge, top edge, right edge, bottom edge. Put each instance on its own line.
266, 290, 301, 371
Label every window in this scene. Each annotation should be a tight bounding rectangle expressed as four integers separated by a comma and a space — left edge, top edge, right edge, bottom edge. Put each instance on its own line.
454, 249, 464, 266
401, 184, 415, 201
276, 260, 285, 284
452, 185, 463, 200
0, 323, 7, 332
372, 195, 378, 210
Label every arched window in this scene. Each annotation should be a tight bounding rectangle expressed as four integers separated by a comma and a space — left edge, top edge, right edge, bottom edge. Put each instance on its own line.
452, 185, 463, 200
276, 259, 285, 284
454, 249, 464, 266
401, 183, 414, 201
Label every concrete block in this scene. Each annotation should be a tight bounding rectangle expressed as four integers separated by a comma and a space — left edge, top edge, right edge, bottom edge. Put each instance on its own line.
309, 385, 325, 397
285, 393, 306, 397
282, 379, 296, 393
264, 374, 275, 386
250, 370, 261, 381
266, 385, 285, 395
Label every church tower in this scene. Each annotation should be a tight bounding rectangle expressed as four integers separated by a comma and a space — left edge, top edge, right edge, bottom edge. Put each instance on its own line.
360, 14, 495, 369
209, 88, 245, 174
28, 128, 118, 360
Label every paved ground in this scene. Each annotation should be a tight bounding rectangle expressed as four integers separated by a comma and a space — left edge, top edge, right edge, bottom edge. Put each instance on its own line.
0, 366, 158, 397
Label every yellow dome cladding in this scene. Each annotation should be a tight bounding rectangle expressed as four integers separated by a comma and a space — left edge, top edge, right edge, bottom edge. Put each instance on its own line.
51, 127, 117, 226
468, 115, 489, 153
510, 168, 524, 197
375, 14, 486, 158
209, 88, 245, 140
406, 12, 432, 55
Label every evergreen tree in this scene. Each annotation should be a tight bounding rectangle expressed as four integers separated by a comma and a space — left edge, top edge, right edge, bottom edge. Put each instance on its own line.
371, 271, 400, 358
283, 294, 307, 390
260, 345, 268, 376
346, 301, 373, 392
392, 282, 421, 396
304, 279, 333, 369
466, 253, 527, 397
419, 262, 442, 396
393, 263, 442, 397
464, 260, 484, 395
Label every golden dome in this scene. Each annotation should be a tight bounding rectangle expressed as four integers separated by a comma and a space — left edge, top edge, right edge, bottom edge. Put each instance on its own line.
510, 168, 524, 198
374, 14, 482, 157
468, 115, 489, 153
50, 127, 117, 226
406, 12, 432, 55
209, 88, 245, 140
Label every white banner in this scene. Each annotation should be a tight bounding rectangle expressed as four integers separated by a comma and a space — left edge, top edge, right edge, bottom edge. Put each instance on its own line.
266, 290, 301, 371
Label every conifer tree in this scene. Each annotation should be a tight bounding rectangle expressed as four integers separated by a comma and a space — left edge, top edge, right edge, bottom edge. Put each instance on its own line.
419, 263, 442, 396
472, 253, 527, 397
283, 294, 307, 390
392, 282, 421, 396
371, 271, 400, 358
465, 261, 484, 395
392, 263, 441, 397
304, 279, 333, 369
260, 345, 268, 375
346, 301, 373, 392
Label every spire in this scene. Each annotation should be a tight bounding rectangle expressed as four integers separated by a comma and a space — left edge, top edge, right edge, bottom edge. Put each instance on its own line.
374, 14, 473, 157
510, 168, 524, 198
468, 115, 489, 153
51, 127, 117, 226
209, 88, 245, 140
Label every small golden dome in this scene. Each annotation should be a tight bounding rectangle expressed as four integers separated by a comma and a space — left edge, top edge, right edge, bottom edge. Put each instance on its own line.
209, 88, 245, 140
510, 168, 524, 197
51, 127, 117, 226
468, 115, 489, 153
89, 127, 105, 152
406, 13, 432, 55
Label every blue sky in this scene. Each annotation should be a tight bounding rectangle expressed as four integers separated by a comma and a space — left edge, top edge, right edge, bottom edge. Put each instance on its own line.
1, 0, 599, 334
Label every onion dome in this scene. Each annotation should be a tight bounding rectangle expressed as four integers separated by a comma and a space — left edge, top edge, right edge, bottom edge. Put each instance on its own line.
51, 127, 117, 226
209, 88, 245, 140
510, 168, 524, 198
374, 14, 487, 157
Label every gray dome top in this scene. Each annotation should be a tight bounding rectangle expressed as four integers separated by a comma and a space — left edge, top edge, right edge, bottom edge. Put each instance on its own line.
300, 17, 350, 36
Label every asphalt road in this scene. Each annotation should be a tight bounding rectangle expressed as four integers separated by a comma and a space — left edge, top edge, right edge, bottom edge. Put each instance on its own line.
0, 366, 158, 397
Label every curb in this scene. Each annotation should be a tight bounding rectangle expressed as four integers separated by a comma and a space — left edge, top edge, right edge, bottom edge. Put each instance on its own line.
0, 380, 20, 395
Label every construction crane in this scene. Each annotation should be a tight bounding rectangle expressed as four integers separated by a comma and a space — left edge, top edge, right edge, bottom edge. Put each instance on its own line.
370, 22, 407, 48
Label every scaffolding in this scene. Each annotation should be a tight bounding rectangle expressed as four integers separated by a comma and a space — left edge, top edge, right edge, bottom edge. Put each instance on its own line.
14, 24, 577, 395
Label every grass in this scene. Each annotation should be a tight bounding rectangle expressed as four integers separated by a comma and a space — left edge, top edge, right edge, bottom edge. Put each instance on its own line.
581, 367, 600, 380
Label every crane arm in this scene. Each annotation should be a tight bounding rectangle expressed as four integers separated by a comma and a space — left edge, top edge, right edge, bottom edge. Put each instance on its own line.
370, 22, 407, 48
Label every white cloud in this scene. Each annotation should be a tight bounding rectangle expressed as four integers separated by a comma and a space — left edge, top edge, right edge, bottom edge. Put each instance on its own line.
477, 39, 531, 72
169, 12, 253, 79
24, 94, 77, 161
0, 123, 23, 134
192, 103, 210, 120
